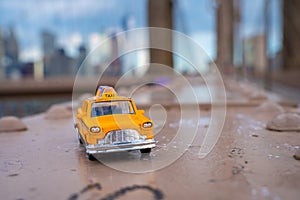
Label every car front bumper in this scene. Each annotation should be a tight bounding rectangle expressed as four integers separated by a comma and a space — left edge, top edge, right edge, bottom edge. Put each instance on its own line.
85, 139, 156, 154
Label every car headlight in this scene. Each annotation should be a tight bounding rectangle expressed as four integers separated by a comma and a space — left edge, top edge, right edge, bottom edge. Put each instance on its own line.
90, 126, 101, 133
143, 122, 153, 128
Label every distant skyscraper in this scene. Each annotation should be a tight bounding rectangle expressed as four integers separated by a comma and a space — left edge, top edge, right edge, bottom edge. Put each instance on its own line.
76, 45, 87, 74
0, 28, 5, 78
45, 48, 76, 77
41, 30, 56, 55
105, 31, 122, 76
4, 27, 20, 78
5, 27, 19, 62
0, 29, 4, 59
121, 14, 138, 75
78, 45, 87, 66
122, 14, 136, 32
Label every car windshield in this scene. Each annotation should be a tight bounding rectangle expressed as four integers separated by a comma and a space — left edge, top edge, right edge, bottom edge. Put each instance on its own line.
91, 100, 135, 117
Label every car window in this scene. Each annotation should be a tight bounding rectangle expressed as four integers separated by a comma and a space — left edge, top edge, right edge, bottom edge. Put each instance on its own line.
91, 101, 135, 117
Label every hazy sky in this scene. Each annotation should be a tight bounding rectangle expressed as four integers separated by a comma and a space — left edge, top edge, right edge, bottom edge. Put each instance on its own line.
0, 0, 281, 62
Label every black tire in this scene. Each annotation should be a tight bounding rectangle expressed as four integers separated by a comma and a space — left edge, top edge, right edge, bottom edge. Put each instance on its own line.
87, 153, 96, 161
78, 133, 83, 144
140, 148, 151, 154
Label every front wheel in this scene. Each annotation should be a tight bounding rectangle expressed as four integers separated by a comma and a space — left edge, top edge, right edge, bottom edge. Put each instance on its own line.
87, 153, 96, 161
140, 148, 151, 154
78, 133, 83, 144
75, 127, 83, 144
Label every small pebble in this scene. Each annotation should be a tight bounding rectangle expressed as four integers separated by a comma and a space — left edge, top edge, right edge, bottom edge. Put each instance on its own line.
45, 105, 72, 119
267, 112, 300, 131
256, 101, 284, 115
293, 150, 300, 160
0, 116, 27, 132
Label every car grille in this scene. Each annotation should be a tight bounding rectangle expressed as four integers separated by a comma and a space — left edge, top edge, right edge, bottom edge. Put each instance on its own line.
104, 129, 142, 144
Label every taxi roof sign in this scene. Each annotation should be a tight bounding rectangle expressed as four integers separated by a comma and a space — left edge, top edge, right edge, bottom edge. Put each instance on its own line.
95, 86, 117, 98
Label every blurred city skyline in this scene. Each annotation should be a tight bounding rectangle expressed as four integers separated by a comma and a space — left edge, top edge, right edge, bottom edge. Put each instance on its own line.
0, 0, 298, 119
0, 0, 282, 79
0, 0, 282, 60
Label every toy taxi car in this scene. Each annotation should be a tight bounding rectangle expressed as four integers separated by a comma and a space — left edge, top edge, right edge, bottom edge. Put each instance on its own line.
75, 86, 156, 160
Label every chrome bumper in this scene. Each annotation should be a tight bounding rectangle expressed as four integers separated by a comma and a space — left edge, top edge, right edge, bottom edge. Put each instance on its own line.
85, 139, 156, 154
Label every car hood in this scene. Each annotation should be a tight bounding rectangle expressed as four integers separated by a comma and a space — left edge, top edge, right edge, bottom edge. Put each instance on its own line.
94, 114, 147, 132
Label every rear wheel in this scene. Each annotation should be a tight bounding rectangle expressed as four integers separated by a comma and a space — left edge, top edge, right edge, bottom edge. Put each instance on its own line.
140, 148, 151, 154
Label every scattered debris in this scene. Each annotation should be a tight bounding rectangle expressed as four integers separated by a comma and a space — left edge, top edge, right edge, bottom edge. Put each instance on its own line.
228, 147, 244, 158
232, 165, 244, 175
266, 112, 300, 131
208, 179, 216, 183
234, 114, 265, 135
0, 116, 27, 132
45, 105, 72, 119
8, 173, 19, 177
293, 150, 300, 160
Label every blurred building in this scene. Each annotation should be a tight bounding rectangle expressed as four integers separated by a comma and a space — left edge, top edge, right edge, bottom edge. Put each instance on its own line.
107, 32, 122, 76
243, 35, 267, 76
77, 45, 87, 71
42, 30, 55, 78
215, 0, 234, 73
282, 0, 300, 70
122, 14, 136, 32
148, 0, 173, 74
44, 48, 76, 77
3, 27, 21, 79
0, 29, 5, 79
121, 14, 140, 76
4, 27, 19, 63
42, 31, 56, 55
42, 31, 76, 78
21, 62, 34, 78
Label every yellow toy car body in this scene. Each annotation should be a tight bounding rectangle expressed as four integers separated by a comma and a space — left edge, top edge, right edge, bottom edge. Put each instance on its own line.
75, 86, 155, 160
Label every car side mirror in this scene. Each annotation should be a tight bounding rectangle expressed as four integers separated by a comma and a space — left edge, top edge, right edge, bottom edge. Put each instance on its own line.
77, 108, 84, 118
